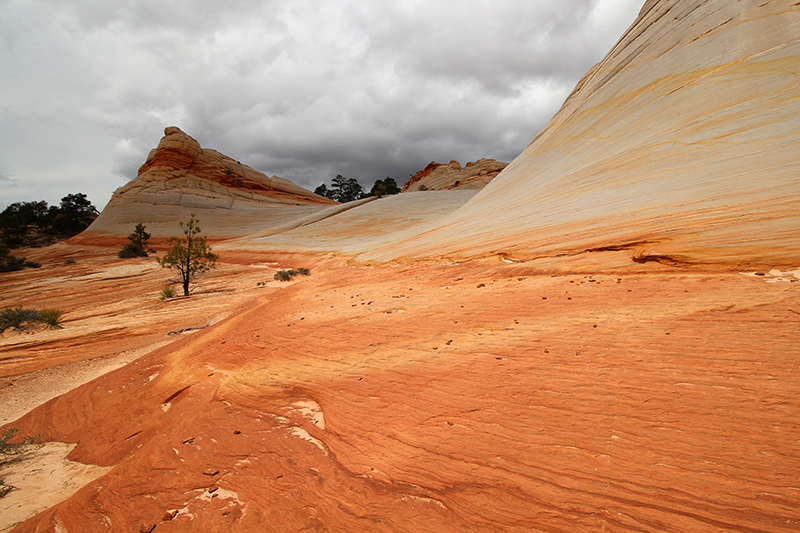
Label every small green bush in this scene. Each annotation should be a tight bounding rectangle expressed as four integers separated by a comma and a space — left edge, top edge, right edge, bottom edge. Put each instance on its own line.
418, 184, 429, 191
159, 285, 176, 301
0, 307, 66, 333
273, 268, 311, 282
38, 309, 65, 328
274, 270, 295, 282
0, 307, 40, 332
0, 428, 42, 457
118, 242, 148, 259
0, 256, 26, 272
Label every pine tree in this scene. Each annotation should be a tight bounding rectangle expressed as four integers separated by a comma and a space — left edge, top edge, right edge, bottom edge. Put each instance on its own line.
157, 214, 219, 296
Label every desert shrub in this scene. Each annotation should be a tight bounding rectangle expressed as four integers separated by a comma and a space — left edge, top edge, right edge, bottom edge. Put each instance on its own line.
38, 309, 65, 328
0, 307, 66, 332
118, 242, 148, 259
273, 268, 310, 282
24, 261, 40, 269
119, 223, 152, 259
64, 258, 75, 265
0, 256, 26, 272
159, 285, 176, 301
1, 428, 43, 457
0, 307, 40, 332
274, 269, 295, 282
418, 184, 429, 191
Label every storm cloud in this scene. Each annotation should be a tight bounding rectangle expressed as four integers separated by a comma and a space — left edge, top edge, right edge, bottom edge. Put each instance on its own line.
0, 0, 642, 209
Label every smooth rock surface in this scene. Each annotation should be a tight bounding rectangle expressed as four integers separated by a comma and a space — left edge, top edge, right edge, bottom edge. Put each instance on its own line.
364, 0, 800, 269
3, 256, 799, 532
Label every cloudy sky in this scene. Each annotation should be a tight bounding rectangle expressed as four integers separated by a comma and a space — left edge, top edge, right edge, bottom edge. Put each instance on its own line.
1, 0, 642, 210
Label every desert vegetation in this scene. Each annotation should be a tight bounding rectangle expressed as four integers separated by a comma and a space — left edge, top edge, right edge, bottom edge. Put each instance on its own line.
118, 223, 153, 258
0, 243, 40, 272
314, 175, 400, 202
273, 268, 311, 282
159, 285, 176, 301
0, 193, 99, 249
158, 214, 219, 296
0, 307, 65, 334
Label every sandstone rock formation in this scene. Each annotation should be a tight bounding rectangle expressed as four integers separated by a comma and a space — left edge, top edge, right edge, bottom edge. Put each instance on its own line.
2, 2, 800, 532
402, 159, 508, 192
78, 127, 335, 244
365, 0, 800, 269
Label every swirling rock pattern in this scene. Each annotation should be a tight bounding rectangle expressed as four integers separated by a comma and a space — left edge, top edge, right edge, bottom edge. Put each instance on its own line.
364, 0, 800, 269
5, 260, 800, 532
3, 1, 800, 531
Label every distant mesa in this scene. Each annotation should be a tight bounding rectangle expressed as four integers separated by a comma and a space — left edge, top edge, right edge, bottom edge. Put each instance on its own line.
80, 127, 335, 243
402, 159, 507, 192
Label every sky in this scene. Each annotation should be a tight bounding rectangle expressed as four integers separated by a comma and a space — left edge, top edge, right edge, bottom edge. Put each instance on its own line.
0, 0, 643, 211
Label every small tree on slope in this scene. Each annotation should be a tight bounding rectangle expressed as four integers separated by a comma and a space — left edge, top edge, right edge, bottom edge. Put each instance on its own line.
157, 214, 218, 296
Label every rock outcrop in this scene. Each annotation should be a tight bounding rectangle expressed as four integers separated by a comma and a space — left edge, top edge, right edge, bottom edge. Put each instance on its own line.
402, 159, 507, 192
3, 2, 800, 532
79, 127, 335, 243
365, 0, 800, 269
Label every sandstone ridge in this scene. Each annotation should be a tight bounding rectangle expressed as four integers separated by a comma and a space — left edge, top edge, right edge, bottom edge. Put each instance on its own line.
364, 0, 800, 270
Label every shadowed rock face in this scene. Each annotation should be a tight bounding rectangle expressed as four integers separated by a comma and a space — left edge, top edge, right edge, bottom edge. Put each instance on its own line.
365, 0, 800, 269
79, 127, 336, 244
402, 159, 508, 192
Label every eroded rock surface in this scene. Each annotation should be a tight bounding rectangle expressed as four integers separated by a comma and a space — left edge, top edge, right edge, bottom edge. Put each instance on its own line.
402, 159, 508, 192
2, 1, 800, 532
4, 257, 800, 532
366, 0, 800, 269
78, 127, 335, 245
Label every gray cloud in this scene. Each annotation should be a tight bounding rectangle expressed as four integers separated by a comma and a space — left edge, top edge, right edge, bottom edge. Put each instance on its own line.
0, 0, 642, 209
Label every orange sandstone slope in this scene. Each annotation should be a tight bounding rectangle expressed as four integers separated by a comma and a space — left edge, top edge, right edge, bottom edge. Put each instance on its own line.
7, 262, 800, 532
4, 1, 800, 532
363, 0, 800, 269
76, 127, 335, 245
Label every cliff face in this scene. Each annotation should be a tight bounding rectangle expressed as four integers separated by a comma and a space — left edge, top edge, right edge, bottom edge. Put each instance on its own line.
365, 0, 800, 269
402, 159, 508, 192
80, 127, 335, 242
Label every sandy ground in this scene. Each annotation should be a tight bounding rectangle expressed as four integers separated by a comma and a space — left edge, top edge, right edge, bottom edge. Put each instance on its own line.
0, 341, 173, 426
0, 443, 112, 532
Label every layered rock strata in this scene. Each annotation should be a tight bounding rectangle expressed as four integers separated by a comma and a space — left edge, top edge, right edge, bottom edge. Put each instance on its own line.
80, 127, 335, 243
366, 0, 800, 269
